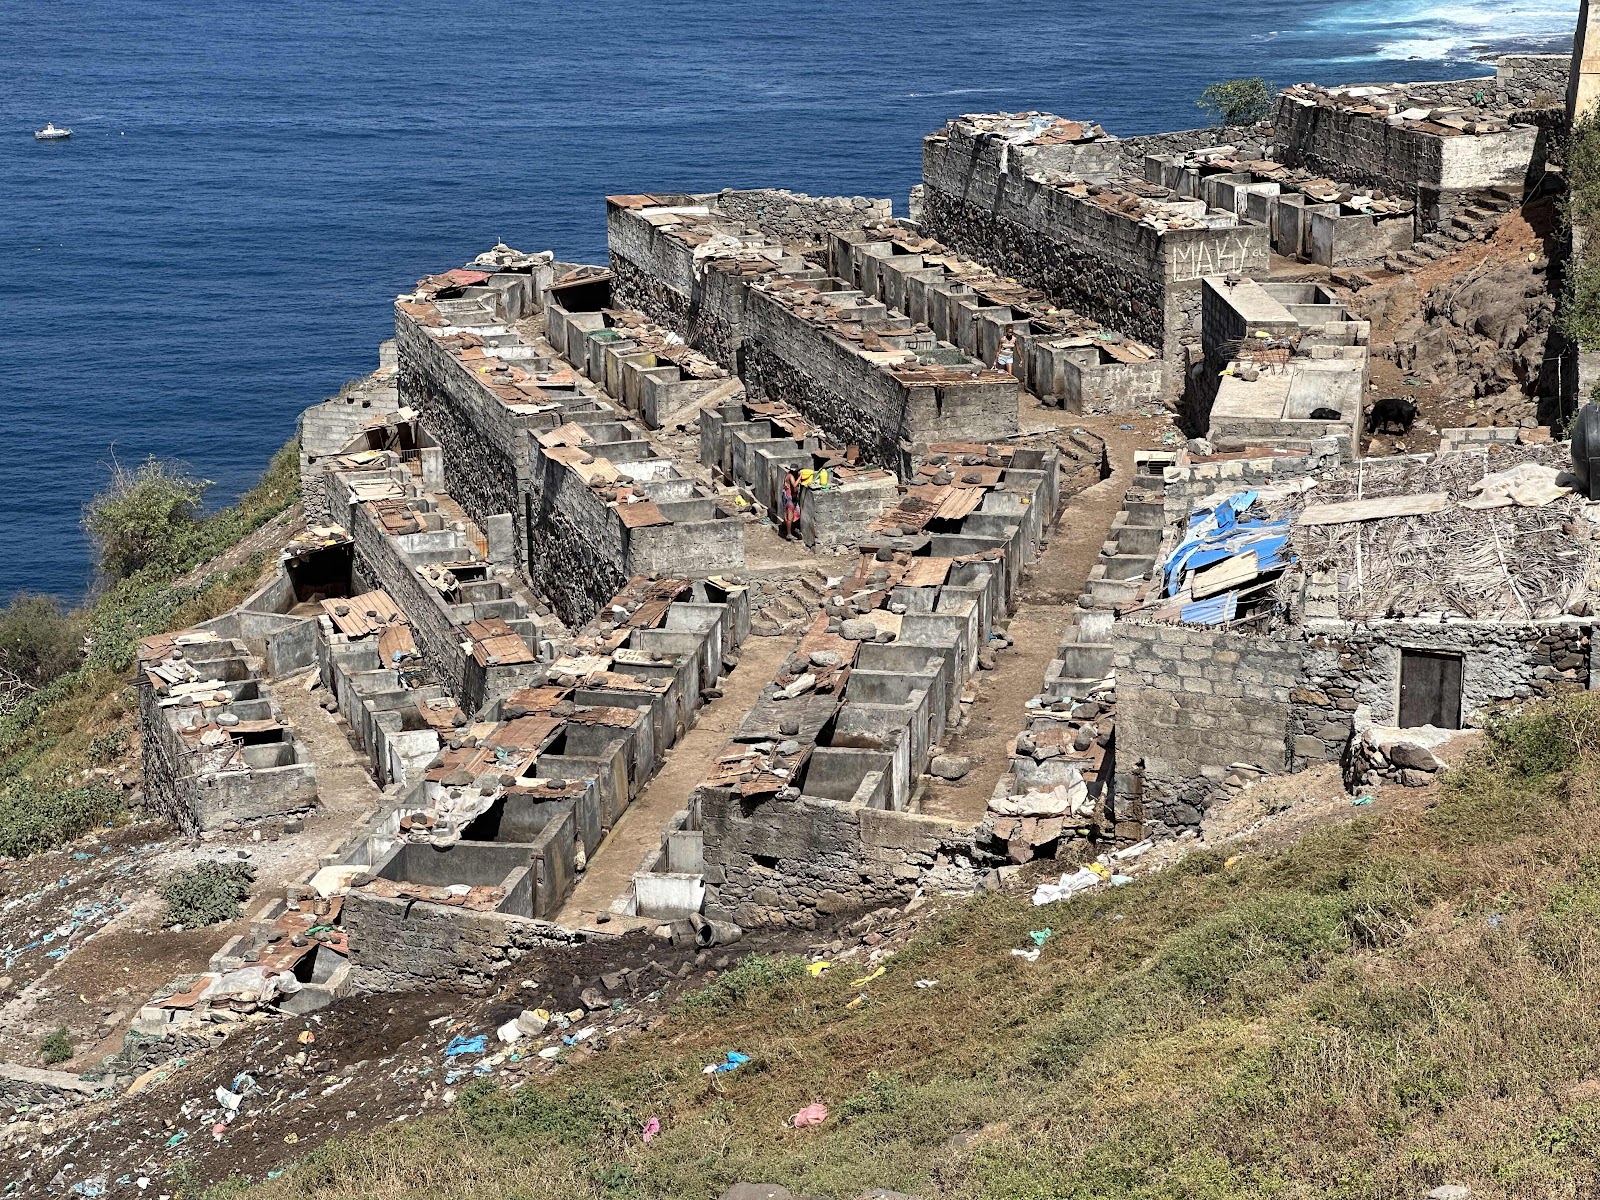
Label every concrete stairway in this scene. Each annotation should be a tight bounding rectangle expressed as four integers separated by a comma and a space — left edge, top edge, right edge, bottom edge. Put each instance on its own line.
1043, 459, 1168, 700
1384, 185, 1522, 273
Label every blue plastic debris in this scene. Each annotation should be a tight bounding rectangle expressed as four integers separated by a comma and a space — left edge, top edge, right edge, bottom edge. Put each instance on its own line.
1162, 490, 1294, 599
704, 1050, 750, 1075
444, 1034, 487, 1057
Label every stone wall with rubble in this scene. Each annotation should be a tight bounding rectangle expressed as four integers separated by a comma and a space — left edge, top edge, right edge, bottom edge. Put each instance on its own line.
713, 189, 892, 248
608, 205, 749, 372
1292, 619, 1595, 763
921, 133, 1267, 355
1272, 97, 1449, 200
340, 890, 583, 992
1159, 441, 1344, 524
1113, 621, 1303, 832
699, 786, 967, 928
395, 313, 531, 572
1115, 124, 1270, 174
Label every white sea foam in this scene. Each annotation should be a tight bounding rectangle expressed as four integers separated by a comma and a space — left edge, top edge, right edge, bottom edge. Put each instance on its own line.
1306, 0, 1575, 63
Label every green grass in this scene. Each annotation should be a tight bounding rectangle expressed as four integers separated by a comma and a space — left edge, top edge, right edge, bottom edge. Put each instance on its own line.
216, 695, 1600, 1200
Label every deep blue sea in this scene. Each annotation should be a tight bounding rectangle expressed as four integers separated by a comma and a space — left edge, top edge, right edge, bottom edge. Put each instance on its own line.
0, 0, 1576, 602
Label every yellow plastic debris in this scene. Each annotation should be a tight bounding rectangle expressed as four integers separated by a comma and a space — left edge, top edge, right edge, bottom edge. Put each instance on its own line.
850, 966, 886, 987
806, 961, 832, 977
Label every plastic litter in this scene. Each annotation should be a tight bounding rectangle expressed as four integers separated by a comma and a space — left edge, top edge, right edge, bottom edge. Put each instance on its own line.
1010, 947, 1041, 962
537, 1045, 563, 1060
792, 1103, 829, 1128
849, 966, 886, 987
1352, 794, 1375, 806
297, 1030, 315, 1044
1028, 928, 1052, 946
214, 1086, 242, 1111
914, 979, 938, 989
642, 1116, 660, 1143
805, 961, 831, 977
702, 1050, 751, 1075
445, 1034, 488, 1057
497, 1020, 524, 1044
1032, 866, 1107, 905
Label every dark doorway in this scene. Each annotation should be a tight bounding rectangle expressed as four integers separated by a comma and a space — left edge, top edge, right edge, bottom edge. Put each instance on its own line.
1398, 650, 1463, 729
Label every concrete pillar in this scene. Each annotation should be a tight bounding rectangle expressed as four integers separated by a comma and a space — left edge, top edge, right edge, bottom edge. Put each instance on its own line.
1571, 0, 1600, 124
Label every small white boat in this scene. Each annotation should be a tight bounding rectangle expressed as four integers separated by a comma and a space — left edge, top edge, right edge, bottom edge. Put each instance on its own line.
34, 123, 72, 141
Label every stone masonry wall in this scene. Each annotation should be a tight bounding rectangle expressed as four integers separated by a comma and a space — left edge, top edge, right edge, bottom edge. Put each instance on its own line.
920, 176, 1168, 351
608, 205, 747, 372
347, 506, 472, 708
138, 684, 197, 836
699, 786, 965, 929
1294, 620, 1593, 762
524, 450, 629, 629
921, 134, 1267, 355
1116, 124, 1271, 173
1113, 622, 1302, 833
396, 313, 531, 571
1272, 97, 1447, 200
341, 891, 582, 993
713, 189, 892, 247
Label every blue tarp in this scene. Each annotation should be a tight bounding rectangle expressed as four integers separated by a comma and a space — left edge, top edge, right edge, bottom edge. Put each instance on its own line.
1163, 490, 1294, 598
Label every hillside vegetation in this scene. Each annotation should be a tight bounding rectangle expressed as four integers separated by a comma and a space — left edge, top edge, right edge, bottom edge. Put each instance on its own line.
223, 696, 1600, 1200
0, 443, 299, 857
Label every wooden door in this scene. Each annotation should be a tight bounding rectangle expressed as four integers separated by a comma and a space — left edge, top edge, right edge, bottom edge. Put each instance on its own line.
1398, 650, 1463, 730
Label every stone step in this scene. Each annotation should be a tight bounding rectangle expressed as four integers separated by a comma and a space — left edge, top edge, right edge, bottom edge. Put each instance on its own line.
1488, 184, 1524, 204
1411, 242, 1447, 261
1421, 231, 1455, 248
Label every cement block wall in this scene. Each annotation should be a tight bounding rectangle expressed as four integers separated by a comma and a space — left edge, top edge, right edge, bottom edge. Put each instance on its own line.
1113, 621, 1302, 833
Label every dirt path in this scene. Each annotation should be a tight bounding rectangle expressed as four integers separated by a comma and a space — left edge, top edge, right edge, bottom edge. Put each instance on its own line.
555, 633, 800, 926
272, 671, 388, 876
919, 414, 1172, 822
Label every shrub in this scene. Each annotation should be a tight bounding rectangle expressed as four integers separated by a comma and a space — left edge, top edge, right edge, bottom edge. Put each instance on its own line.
39, 1027, 72, 1065
0, 594, 82, 693
1562, 116, 1600, 349
673, 953, 807, 1017
1197, 77, 1275, 126
0, 779, 120, 859
161, 861, 256, 928
83, 457, 209, 582
1483, 693, 1600, 780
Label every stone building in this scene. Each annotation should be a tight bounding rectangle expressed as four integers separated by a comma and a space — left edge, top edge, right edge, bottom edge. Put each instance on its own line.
1114, 441, 1599, 833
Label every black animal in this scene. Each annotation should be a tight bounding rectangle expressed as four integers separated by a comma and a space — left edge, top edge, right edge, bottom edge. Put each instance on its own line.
1366, 396, 1417, 435
1308, 406, 1342, 421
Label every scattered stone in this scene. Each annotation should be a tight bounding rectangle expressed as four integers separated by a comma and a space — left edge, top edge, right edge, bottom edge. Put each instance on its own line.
930, 755, 971, 781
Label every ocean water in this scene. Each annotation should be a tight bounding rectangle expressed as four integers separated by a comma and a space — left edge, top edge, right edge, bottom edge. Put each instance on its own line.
0, 0, 1577, 602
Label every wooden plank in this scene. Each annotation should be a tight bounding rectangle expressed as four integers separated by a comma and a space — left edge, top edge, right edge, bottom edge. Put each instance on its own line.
1297, 492, 1448, 526
1192, 550, 1260, 599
